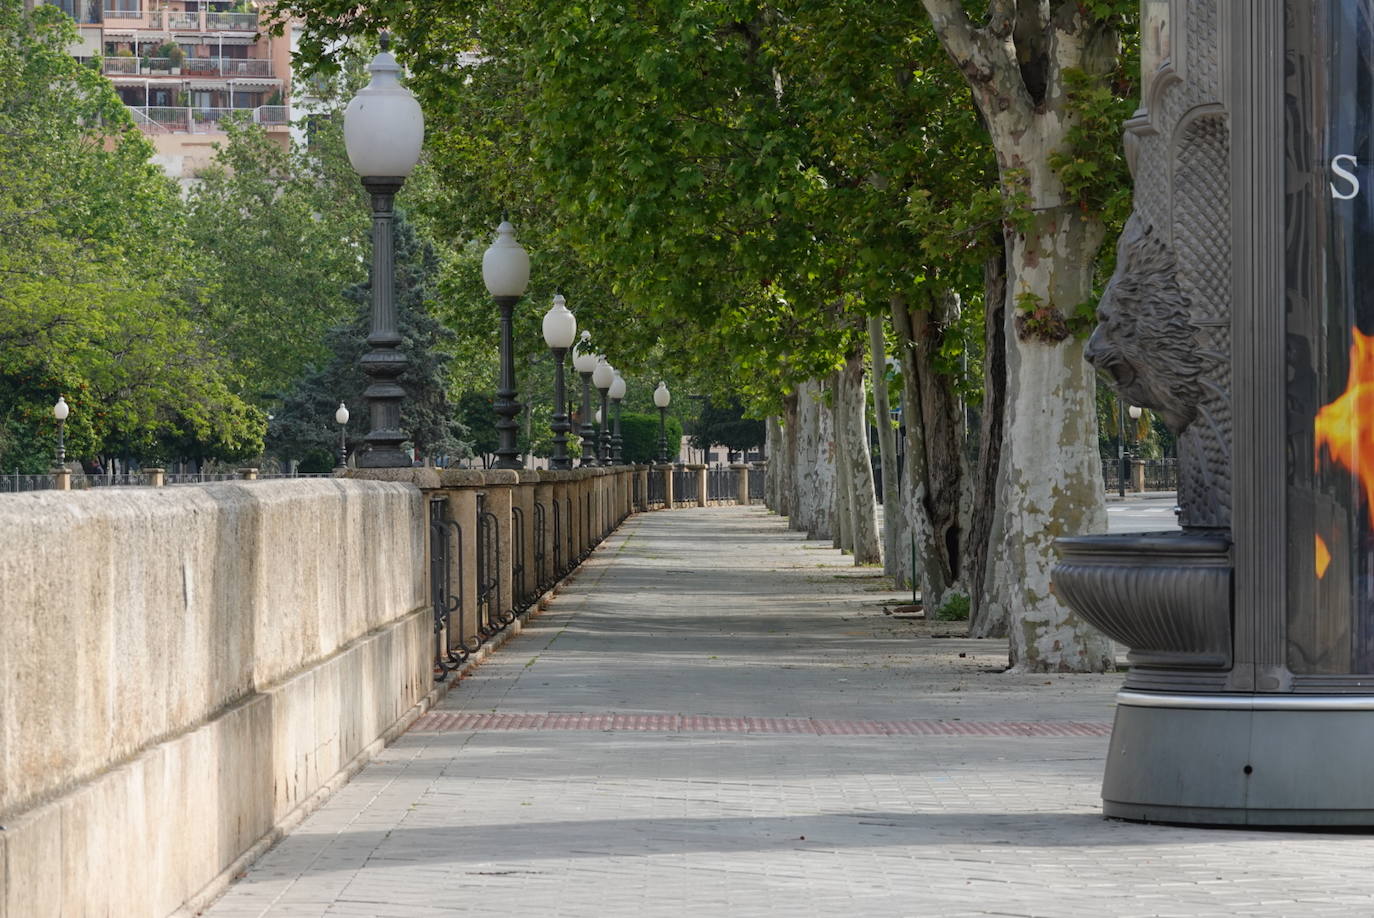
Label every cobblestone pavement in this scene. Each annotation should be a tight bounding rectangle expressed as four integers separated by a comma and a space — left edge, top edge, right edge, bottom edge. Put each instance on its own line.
205, 507, 1374, 918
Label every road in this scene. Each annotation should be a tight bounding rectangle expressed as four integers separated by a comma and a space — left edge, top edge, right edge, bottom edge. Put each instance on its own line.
1107, 492, 1180, 533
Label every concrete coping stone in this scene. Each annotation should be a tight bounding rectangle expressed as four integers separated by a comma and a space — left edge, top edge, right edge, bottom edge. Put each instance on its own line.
686, 464, 707, 471
435, 469, 487, 488
516, 470, 542, 484
730, 464, 749, 470
480, 469, 520, 487
345, 467, 442, 489
538, 470, 575, 482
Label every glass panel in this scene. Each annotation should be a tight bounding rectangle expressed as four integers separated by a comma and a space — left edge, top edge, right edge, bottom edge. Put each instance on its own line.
1286, 0, 1374, 674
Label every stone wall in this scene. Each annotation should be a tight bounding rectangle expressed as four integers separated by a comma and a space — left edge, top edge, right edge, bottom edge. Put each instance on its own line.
0, 479, 428, 917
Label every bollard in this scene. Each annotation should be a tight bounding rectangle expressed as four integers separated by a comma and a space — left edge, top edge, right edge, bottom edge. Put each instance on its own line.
237, 467, 259, 480
144, 467, 165, 487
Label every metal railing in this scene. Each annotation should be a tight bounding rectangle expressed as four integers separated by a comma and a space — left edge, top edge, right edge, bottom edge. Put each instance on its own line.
128, 105, 288, 134
205, 11, 257, 30
429, 498, 467, 680
648, 468, 665, 508
107, 56, 274, 78
103, 5, 143, 19
513, 505, 536, 612
672, 466, 694, 507
748, 466, 765, 501
1101, 457, 1178, 492
706, 466, 735, 504
1, 473, 58, 493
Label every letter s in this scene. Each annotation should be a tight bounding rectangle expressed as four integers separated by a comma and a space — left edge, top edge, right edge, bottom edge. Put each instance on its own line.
1331, 154, 1361, 200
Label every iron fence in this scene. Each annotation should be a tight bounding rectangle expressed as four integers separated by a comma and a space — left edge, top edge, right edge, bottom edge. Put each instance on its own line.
429, 497, 467, 680
648, 467, 666, 508
706, 466, 735, 504
1100, 457, 1177, 492
672, 466, 694, 507
510, 505, 530, 613
748, 466, 765, 502
1, 473, 57, 493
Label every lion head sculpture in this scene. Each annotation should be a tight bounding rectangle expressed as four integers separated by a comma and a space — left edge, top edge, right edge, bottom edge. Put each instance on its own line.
1085, 213, 1202, 434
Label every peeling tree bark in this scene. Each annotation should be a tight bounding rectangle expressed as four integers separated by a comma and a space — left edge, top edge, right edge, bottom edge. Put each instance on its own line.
869, 315, 902, 578
781, 391, 797, 519
792, 378, 835, 540
891, 293, 965, 612
831, 371, 851, 552
838, 350, 882, 565
968, 246, 1009, 637
920, 0, 1115, 671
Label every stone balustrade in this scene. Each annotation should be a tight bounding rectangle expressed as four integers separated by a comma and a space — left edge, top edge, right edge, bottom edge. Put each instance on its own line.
0, 461, 757, 917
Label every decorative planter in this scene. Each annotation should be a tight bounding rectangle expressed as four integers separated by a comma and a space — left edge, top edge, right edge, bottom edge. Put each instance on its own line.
1054, 532, 1232, 683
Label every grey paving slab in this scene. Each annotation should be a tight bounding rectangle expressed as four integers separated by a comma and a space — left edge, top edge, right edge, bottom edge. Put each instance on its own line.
204, 507, 1374, 918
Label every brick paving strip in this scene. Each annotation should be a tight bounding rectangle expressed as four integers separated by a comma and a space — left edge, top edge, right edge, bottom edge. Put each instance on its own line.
412, 711, 1112, 737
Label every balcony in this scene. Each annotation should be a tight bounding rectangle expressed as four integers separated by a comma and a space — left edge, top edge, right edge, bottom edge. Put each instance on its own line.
204, 11, 257, 31
104, 56, 274, 78
106, 56, 274, 78
102, 5, 143, 20
167, 11, 199, 29
127, 104, 289, 134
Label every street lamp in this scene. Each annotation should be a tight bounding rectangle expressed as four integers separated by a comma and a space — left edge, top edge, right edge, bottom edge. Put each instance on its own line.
53, 396, 68, 468
543, 294, 577, 470
572, 331, 598, 467
592, 357, 614, 466
482, 218, 531, 469
653, 382, 671, 463
335, 402, 350, 470
609, 371, 626, 465
343, 33, 424, 468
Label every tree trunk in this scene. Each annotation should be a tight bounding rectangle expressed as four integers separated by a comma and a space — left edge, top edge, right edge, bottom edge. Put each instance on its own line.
781, 391, 797, 518
792, 378, 834, 539
891, 294, 962, 612
968, 245, 1008, 637
983, 203, 1112, 672
869, 315, 901, 577
831, 372, 850, 551
839, 350, 882, 564
920, 0, 1117, 671
764, 414, 782, 512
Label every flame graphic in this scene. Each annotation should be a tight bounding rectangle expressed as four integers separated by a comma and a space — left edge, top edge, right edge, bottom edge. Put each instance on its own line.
1316, 533, 1332, 580
1315, 328, 1374, 532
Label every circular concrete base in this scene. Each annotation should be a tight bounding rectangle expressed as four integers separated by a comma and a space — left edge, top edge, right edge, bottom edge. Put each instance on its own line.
1103, 692, 1374, 826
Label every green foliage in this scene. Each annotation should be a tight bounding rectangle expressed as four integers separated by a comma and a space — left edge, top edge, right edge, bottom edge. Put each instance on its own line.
185, 116, 368, 402
0, 0, 260, 470
267, 214, 467, 464
619, 412, 683, 464
689, 398, 764, 455
934, 592, 970, 621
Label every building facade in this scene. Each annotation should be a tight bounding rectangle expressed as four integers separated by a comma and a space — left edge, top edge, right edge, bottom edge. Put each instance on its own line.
44, 0, 291, 180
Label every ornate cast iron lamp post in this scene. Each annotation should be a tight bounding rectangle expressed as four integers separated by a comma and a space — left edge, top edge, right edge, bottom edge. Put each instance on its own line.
653, 382, 671, 462
592, 356, 613, 466
53, 396, 68, 468
343, 34, 424, 468
572, 331, 598, 467
482, 219, 531, 469
543, 294, 577, 470
609, 371, 626, 465
335, 402, 350, 470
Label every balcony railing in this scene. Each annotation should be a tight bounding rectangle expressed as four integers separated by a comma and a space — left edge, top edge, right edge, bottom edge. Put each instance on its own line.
204, 11, 257, 30
129, 105, 290, 134
106, 56, 274, 78
167, 11, 199, 28
102, 5, 142, 19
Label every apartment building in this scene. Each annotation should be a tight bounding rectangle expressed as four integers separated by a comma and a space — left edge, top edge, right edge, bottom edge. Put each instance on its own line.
44, 0, 292, 180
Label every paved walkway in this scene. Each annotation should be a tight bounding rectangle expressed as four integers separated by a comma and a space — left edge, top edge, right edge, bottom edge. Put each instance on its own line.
206, 507, 1374, 918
